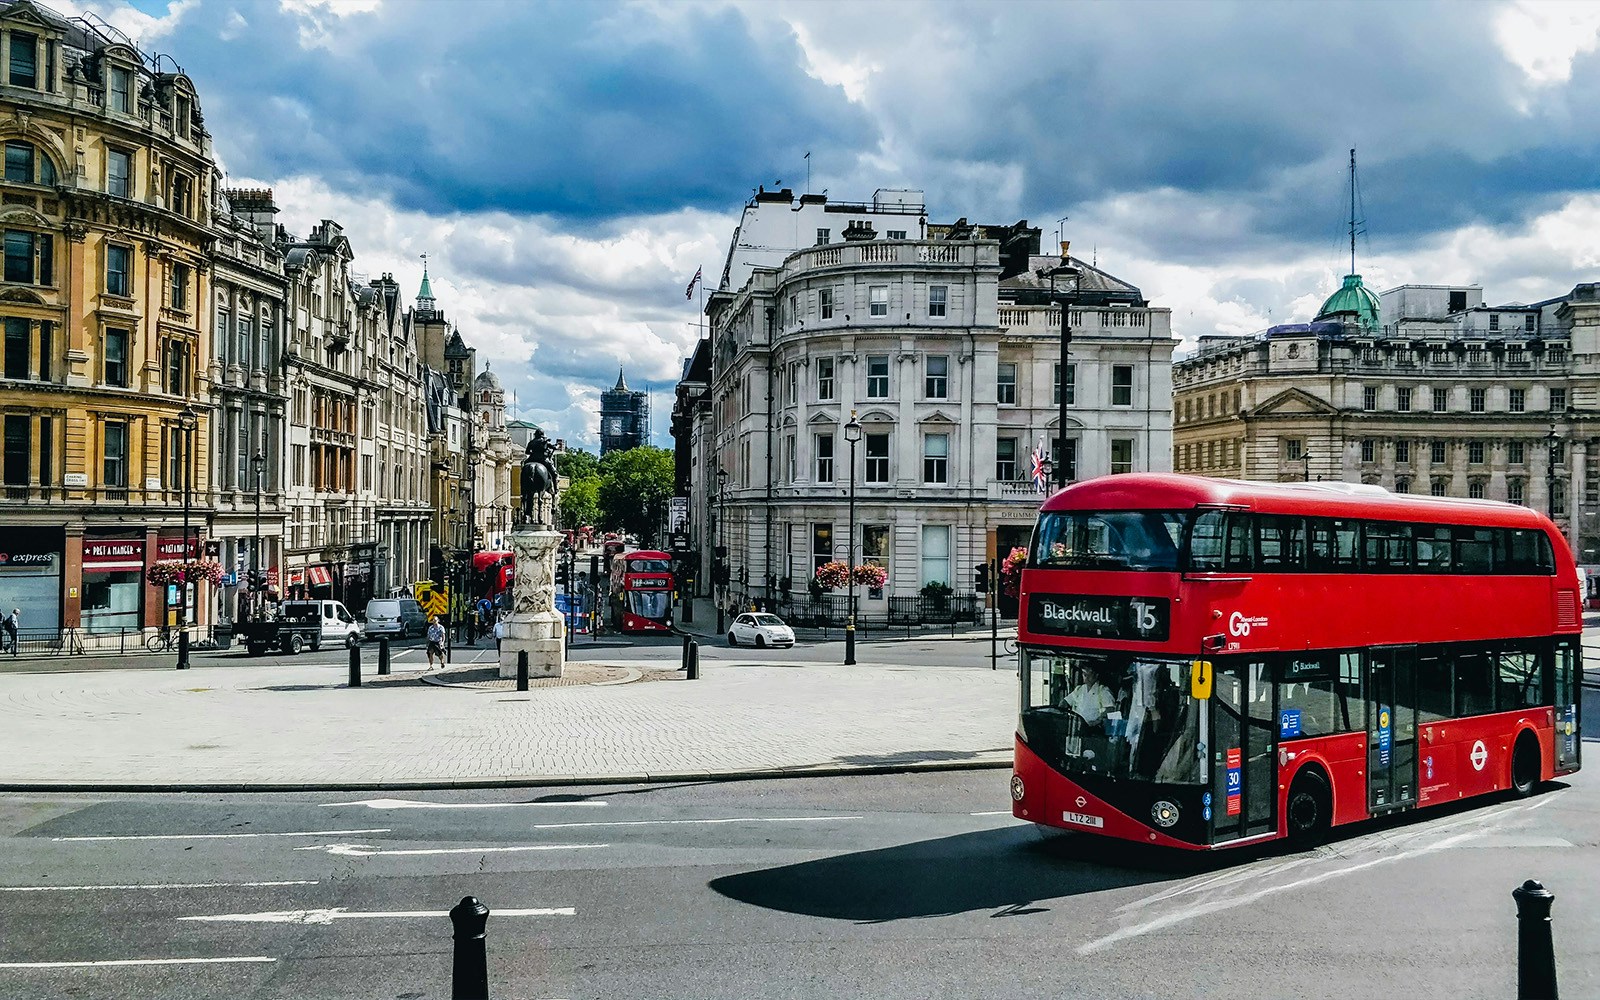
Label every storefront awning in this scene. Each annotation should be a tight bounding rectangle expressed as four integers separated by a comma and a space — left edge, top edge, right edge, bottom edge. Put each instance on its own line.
307, 565, 333, 586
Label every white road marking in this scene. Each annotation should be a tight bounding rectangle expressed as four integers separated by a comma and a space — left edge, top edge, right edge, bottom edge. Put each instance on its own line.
293, 842, 608, 857
970, 810, 1013, 816
179, 907, 574, 925
0, 956, 276, 969
0, 880, 318, 893
51, 828, 390, 843
514, 815, 862, 831
321, 798, 608, 810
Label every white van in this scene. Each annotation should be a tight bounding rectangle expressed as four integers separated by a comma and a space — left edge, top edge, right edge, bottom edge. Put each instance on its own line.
279, 600, 363, 649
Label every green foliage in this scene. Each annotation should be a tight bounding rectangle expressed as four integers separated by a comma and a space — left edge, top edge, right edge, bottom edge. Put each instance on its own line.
559, 475, 601, 529
596, 446, 675, 544
557, 448, 599, 482
920, 580, 952, 601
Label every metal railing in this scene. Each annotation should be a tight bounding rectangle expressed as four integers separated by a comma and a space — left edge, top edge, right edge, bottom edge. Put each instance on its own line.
754, 592, 985, 631
0, 624, 234, 657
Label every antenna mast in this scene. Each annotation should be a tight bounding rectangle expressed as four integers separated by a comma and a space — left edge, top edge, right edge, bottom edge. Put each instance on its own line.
1348, 148, 1357, 276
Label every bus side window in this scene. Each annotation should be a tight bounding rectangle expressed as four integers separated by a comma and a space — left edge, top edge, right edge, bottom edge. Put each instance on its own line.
1454, 527, 1494, 574
1224, 513, 1254, 572
1363, 521, 1413, 572
1496, 645, 1542, 710
1256, 515, 1305, 571
1453, 649, 1494, 716
1417, 652, 1452, 723
1278, 652, 1336, 737
1309, 518, 1361, 572
1337, 650, 1363, 730
1187, 511, 1225, 571
1496, 528, 1553, 575
1415, 525, 1452, 573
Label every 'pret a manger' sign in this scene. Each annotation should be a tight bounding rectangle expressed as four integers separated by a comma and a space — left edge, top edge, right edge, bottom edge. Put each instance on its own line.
1027, 594, 1169, 642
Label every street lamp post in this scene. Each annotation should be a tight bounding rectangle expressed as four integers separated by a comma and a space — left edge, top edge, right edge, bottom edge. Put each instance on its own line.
843, 411, 862, 666
1546, 428, 1560, 525
715, 465, 729, 635
1302, 452, 1313, 483
1049, 259, 1080, 490
252, 440, 265, 619
177, 404, 198, 670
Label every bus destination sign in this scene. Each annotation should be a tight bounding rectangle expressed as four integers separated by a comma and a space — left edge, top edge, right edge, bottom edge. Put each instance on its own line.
1028, 594, 1169, 642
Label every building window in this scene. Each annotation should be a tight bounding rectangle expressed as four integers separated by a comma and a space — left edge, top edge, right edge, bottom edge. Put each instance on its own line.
165, 424, 182, 490
869, 285, 888, 317
1550, 388, 1567, 411
1510, 388, 1525, 412
862, 524, 890, 583
815, 229, 830, 246
816, 357, 835, 400
1395, 477, 1410, 494
102, 420, 128, 487
1361, 439, 1375, 463
920, 524, 950, 586
169, 172, 193, 218
814, 432, 834, 482
820, 288, 834, 320
1551, 440, 1565, 464
1509, 479, 1524, 505
9, 32, 37, 89
109, 65, 131, 112
866, 355, 889, 398
1468, 441, 1485, 464
1489, 314, 1500, 332
997, 436, 1017, 480
1284, 438, 1303, 462
1509, 441, 1525, 465
865, 432, 889, 483
996, 362, 1016, 404
1470, 387, 1486, 413
928, 285, 947, 318
1111, 365, 1134, 407
923, 433, 949, 483
37, 319, 50, 381
1110, 438, 1134, 475
1363, 386, 1377, 411
3, 230, 49, 285
1431, 479, 1447, 497
106, 244, 131, 296
174, 95, 192, 140
1469, 480, 1486, 499
1548, 346, 1567, 365
2, 414, 26, 485
1397, 387, 1412, 412
1053, 363, 1076, 405
1553, 481, 1566, 516
107, 148, 131, 198
1396, 440, 1410, 464
786, 365, 797, 404
3, 142, 31, 184
103, 328, 128, 387
811, 522, 833, 573
3, 317, 26, 379
1433, 387, 1448, 411
238, 319, 253, 370
925, 355, 948, 398
165, 340, 189, 396
169, 263, 189, 311
1430, 440, 1446, 464
784, 435, 795, 482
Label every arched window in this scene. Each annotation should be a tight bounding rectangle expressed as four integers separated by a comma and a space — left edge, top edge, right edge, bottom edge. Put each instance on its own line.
3, 141, 56, 186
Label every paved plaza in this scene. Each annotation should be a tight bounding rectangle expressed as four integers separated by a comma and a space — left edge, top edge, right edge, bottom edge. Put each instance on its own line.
0, 651, 1015, 789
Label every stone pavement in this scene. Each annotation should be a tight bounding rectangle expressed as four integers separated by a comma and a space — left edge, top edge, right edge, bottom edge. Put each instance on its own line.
0, 653, 1016, 789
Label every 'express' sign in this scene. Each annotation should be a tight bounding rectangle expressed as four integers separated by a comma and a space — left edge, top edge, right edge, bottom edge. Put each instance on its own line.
1027, 594, 1169, 642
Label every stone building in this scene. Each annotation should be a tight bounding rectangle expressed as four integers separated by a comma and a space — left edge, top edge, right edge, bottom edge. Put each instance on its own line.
0, 1, 217, 637
1172, 275, 1600, 574
599, 368, 648, 455
471, 366, 516, 550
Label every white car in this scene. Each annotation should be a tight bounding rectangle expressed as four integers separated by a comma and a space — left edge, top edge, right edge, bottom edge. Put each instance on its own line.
727, 613, 795, 649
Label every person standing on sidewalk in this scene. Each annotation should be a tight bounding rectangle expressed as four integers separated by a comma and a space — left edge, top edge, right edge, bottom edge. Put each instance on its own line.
3, 607, 18, 655
425, 615, 446, 670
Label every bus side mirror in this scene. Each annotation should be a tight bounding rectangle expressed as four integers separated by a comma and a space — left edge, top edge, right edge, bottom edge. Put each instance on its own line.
1190, 660, 1213, 701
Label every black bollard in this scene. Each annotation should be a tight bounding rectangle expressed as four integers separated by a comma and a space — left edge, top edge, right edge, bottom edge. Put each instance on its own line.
348, 642, 360, 688
1514, 879, 1558, 999
681, 632, 691, 671
377, 637, 390, 675
449, 895, 490, 1000
176, 628, 189, 670
687, 639, 699, 680
516, 649, 529, 692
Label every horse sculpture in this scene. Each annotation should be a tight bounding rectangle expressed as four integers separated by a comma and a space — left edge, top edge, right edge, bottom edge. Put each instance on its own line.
519, 430, 559, 527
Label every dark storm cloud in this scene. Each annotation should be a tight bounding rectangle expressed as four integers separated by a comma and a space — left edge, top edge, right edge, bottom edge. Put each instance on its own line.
163, 1, 873, 220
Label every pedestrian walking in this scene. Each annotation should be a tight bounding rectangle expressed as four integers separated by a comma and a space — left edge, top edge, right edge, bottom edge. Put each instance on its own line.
3, 607, 18, 656
493, 615, 505, 652
425, 615, 446, 670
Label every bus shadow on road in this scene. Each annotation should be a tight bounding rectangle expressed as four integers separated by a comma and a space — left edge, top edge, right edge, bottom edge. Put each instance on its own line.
708, 825, 1204, 923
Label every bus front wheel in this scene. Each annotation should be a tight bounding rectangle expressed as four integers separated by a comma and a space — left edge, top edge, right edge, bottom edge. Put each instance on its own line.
1285, 768, 1331, 844
1511, 732, 1541, 798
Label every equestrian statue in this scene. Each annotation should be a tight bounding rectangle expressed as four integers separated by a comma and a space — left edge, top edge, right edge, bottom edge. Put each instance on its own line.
519, 429, 560, 527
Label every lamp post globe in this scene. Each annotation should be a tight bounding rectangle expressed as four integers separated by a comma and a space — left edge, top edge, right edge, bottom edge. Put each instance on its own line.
843, 411, 862, 665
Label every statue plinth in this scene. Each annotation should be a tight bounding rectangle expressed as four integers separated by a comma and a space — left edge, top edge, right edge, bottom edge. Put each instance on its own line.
498, 527, 566, 679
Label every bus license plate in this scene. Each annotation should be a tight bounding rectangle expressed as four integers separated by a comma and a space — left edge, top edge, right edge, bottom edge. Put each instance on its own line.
1062, 810, 1104, 829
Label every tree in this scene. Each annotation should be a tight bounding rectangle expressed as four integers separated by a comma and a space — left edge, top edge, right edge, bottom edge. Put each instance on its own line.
597, 446, 674, 544
559, 475, 600, 530
557, 448, 599, 482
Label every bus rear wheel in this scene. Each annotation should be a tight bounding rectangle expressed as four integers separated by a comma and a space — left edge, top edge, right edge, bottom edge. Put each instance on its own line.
1511, 732, 1541, 798
1286, 769, 1331, 844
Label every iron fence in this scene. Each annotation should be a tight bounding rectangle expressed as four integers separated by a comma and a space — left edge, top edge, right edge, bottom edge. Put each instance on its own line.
0, 624, 234, 657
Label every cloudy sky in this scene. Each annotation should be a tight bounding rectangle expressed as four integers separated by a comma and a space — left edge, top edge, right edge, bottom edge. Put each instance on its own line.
50, 0, 1600, 448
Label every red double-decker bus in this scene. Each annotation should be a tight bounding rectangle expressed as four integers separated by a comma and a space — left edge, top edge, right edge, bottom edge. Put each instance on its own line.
472, 550, 514, 607
610, 549, 674, 633
1011, 473, 1582, 850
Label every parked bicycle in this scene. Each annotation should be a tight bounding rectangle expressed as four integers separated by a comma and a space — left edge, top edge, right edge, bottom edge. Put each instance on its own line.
145, 626, 183, 653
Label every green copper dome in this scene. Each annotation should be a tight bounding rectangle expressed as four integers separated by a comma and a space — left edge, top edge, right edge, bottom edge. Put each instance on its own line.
417, 267, 434, 301
1315, 273, 1380, 331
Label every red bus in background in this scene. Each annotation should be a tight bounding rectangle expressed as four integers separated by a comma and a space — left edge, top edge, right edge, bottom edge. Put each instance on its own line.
610, 549, 674, 633
472, 550, 514, 608
1012, 473, 1582, 850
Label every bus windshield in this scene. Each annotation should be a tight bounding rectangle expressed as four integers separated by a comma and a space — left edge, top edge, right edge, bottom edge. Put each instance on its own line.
627, 590, 670, 619
1032, 510, 1186, 571
1023, 651, 1202, 784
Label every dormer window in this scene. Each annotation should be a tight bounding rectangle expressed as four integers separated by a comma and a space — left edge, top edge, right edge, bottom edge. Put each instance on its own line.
169, 172, 193, 218
109, 66, 132, 113
8, 32, 37, 90
174, 95, 191, 140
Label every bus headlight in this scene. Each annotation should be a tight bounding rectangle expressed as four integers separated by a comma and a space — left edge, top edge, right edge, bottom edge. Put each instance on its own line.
1151, 800, 1180, 828
1010, 775, 1025, 801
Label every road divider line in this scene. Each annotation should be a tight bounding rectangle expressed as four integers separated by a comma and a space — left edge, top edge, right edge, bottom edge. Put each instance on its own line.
292, 842, 608, 857
51, 829, 389, 843
0, 956, 276, 969
517, 815, 863, 831
0, 880, 318, 893
969, 810, 1013, 816
179, 906, 574, 924
320, 798, 608, 810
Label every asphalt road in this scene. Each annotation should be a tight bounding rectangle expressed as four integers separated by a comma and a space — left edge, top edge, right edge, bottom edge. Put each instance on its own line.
3, 752, 1598, 1000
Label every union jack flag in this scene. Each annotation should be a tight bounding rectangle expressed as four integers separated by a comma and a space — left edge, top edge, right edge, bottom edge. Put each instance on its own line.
685, 266, 703, 300
1030, 441, 1047, 492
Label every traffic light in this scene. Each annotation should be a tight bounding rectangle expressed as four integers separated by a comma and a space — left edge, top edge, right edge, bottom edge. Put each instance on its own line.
974, 562, 990, 594
556, 560, 570, 588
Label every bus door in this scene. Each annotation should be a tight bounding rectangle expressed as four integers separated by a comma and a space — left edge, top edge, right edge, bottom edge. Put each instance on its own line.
1553, 638, 1580, 771
1366, 645, 1418, 814
1210, 659, 1277, 843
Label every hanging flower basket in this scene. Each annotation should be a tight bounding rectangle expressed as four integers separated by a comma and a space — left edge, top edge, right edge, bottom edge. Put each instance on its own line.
851, 562, 888, 589
1000, 546, 1029, 598
813, 560, 850, 592
148, 559, 224, 587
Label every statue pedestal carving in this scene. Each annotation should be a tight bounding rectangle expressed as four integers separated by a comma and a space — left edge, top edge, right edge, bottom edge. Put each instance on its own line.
498, 528, 566, 679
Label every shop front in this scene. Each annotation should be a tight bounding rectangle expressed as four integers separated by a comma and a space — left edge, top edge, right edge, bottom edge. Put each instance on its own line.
81, 535, 145, 634
0, 527, 63, 631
